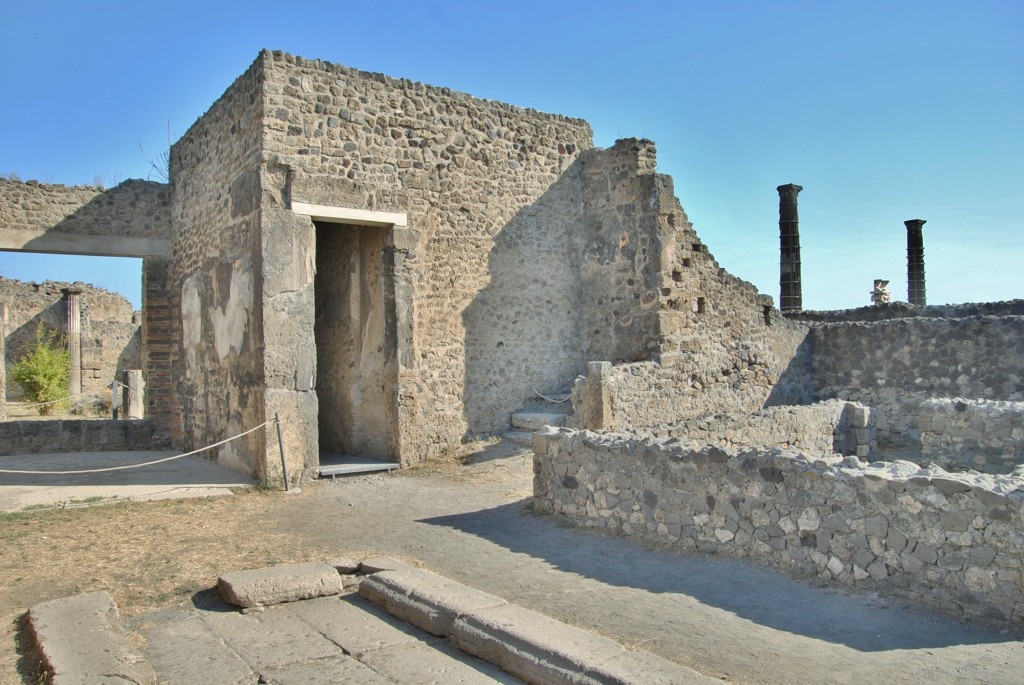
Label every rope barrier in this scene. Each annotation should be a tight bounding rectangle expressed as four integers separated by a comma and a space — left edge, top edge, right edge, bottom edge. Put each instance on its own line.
0, 419, 276, 475
532, 388, 571, 404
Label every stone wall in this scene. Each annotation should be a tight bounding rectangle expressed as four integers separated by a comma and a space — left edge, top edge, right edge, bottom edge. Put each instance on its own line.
257, 50, 595, 466
635, 399, 876, 458
1, 277, 140, 402
0, 178, 171, 258
169, 55, 268, 476
811, 316, 1024, 446
0, 419, 164, 455
792, 300, 1024, 323
533, 427, 1024, 625
920, 398, 1024, 474
564, 140, 814, 434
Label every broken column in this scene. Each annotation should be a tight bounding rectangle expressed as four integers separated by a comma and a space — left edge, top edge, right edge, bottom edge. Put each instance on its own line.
905, 219, 926, 306
62, 287, 82, 397
777, 184, 803, 314
123, 369, 145, 419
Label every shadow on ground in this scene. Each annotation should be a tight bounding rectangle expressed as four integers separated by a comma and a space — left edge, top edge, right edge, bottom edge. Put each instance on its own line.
420, 501, 1018, 652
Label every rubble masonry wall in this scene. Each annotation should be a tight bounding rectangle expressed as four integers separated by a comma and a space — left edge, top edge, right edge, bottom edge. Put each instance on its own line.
633, 399, 876, 458
168, 57, 268, 476
0, 178, 171, 241
811, 316, 1024, 446
257, 50, 595, 463
920, 398, 1024, 474
533, 427, 1024, 625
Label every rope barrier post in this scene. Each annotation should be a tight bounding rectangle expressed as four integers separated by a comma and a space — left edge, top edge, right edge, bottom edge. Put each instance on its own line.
111, 380, 120, 419
275, 412, 290, 492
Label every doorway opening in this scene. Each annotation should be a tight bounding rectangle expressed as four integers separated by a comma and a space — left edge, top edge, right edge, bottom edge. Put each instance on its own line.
314, 221, 392, 468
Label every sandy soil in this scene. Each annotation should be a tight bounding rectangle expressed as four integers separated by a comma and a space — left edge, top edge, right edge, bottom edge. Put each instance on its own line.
1, 441, 1021, 684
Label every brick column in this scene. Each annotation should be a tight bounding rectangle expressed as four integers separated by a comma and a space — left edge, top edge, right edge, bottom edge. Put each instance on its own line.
777, 184, 803, 314
905, 219, 926, 306
62, 287, 83, 396
142, 257, 178, 444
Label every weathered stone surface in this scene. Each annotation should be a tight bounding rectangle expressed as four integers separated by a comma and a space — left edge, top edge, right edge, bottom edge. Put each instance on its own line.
451, 603, 716, 685
920, 398, 1024, 474
202, 607, 340, 671
136, 615, 253, 685
28, 591, 156, 685
217, 562, 343, 608
534, 429, 1024, 624
359, 567, 507, 636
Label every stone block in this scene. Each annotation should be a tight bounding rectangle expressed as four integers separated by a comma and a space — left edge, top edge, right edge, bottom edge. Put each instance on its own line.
358, 567, 507, 636
451, 603, 717, 685
218, 561, 343, 608
28, 591, 156, 685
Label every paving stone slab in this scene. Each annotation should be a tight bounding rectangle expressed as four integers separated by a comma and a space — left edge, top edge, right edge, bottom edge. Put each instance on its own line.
218, 561, 343, 608
202, 605, 341, 671
359, 567, 507, 636
28, 590, 156, 685
286, 593, 427, 656
451, 603, 715, 685
358, 639, 521, 685
257, 653, 397, 685
135, 615, 253, 685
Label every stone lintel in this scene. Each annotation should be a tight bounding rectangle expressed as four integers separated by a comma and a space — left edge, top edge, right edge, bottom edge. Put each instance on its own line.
0, 229, 171, 257
291, 201, 408, 228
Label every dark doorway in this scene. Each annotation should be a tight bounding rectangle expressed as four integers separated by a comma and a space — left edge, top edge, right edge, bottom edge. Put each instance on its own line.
314, 221, 389, 460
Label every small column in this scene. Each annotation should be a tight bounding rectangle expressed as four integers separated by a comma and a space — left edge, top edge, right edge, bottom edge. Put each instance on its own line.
905, 219, 927, 306
62, 288, 83, 397
123, 369, 145, 419
0, 303, 7, 422
777, 184, 804, 313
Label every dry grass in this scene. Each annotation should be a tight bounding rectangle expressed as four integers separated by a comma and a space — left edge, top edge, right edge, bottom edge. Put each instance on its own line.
0, 487, 337, 685
0, 441, 535, 683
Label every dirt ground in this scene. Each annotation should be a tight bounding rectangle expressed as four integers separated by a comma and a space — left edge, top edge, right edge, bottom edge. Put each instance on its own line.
1, 441, 1021, 684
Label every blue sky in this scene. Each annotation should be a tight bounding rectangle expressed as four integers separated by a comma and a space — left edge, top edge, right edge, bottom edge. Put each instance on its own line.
1, 1, 1021, 311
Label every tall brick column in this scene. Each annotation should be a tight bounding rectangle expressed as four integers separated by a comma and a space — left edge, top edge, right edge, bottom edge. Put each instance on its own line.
777, 184, 803, 314
905, 219, 926, 306
62, 287, 83, 396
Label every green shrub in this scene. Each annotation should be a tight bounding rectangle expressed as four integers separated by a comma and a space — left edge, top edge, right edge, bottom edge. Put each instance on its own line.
12, 323, 70, 415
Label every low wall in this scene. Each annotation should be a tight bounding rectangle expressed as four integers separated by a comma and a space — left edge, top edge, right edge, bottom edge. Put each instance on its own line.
810, 315, 1024, 447
0, 419, 166, 455
636, 399, 876, 458
533, 427, 1024, 624
920, 398, 1024, 474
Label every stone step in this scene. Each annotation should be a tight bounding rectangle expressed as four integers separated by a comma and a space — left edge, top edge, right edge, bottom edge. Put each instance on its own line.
511, 412, 568, 431
502, 431, 535, 448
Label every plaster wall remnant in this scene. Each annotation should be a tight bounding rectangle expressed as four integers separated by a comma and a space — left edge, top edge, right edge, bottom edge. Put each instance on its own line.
905, 218, 927, 306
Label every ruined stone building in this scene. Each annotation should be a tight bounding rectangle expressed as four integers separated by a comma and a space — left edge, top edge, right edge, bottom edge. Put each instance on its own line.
0, 276, 140, 404
2, 49, 1022, 623
1, 50, 1021, 488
